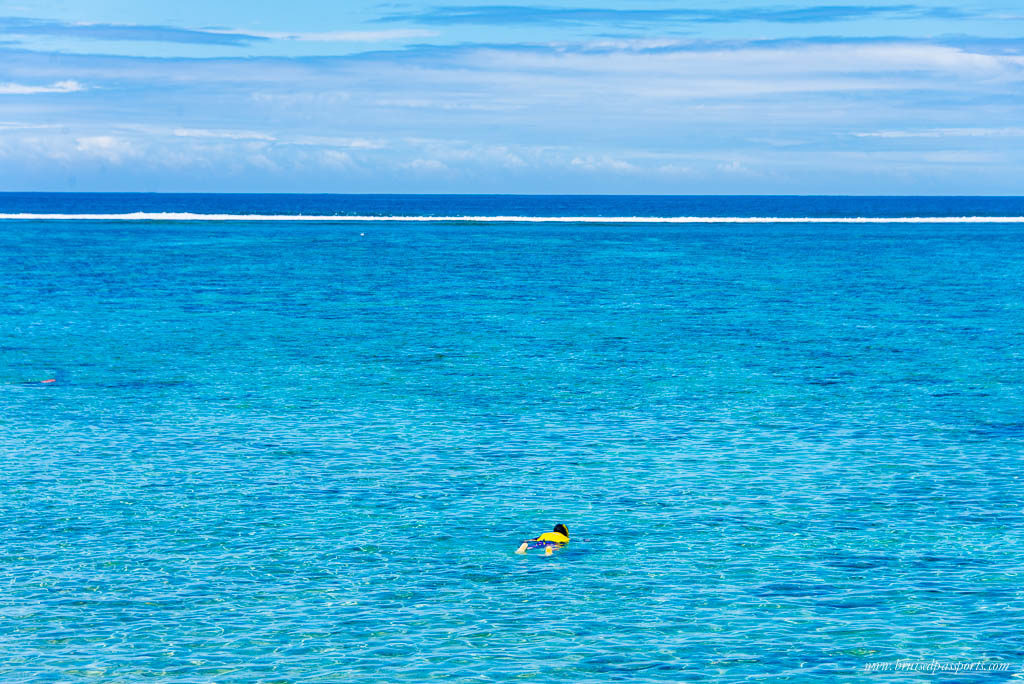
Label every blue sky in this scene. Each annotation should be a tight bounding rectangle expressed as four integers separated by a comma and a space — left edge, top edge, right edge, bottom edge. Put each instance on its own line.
1, 1, 1024, 193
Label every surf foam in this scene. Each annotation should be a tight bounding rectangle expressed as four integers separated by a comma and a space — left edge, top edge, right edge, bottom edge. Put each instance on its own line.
1, 212, 1024, 223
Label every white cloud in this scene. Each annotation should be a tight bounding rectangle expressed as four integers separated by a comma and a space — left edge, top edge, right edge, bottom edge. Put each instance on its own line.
717, 160, 753, 174
250, 91, 353, 108
75, 135, 135, 162
245, 150, 278, 171
401, 140, 530, 168
320, 149, 353, 168
404, 158, 448, 171
581, 38, 688, 51
374, 97, 521, 112
289, 135, 387, 150
656, 163, 695, 176
0, 80, 84, 95
570, 155, 636, 172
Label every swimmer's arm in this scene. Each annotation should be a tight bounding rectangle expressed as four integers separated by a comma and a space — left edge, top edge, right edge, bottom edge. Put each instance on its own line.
515, 537, 539, 554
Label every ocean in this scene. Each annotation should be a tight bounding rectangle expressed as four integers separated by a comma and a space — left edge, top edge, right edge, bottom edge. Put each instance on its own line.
2, 194, 1023, 680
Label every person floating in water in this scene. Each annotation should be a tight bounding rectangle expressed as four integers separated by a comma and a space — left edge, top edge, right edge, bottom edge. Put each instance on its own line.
515, 524, 569, 555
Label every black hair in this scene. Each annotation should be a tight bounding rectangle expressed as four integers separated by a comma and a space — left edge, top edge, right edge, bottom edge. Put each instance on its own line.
553, 524, 569, 537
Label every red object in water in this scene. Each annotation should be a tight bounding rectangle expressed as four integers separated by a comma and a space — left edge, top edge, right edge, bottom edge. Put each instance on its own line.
41, 379, 56, 383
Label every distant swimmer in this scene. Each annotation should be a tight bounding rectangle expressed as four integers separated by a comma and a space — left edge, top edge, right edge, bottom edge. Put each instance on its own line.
22, 370, 65, 385
515, 524, 569, 555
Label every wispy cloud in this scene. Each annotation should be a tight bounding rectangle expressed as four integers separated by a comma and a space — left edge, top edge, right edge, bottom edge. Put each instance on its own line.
377, 4, 951, 27
5, 39, 1023, 107
0, 79, 83, 94
234, 29, 437, 42
289, 135, 388, 149
853, 127, 1024, 138
0, 16, 265, 46
172, 127, 276, 141
2, 33, 1024, 193
0, 16, 434, 48
125, 125, 386, 149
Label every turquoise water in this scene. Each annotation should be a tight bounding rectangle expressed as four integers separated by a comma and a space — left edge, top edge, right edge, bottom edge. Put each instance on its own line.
2, 196, 1024, 680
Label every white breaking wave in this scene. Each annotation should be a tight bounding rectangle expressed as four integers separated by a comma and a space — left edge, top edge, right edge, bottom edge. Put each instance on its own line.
1, 212, 1024, 223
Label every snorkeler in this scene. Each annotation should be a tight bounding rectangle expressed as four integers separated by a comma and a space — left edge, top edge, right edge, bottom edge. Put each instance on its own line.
515, 524, 569, 555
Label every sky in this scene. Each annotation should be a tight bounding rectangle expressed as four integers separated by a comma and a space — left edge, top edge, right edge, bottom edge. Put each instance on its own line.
1, 0, 1024, 193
